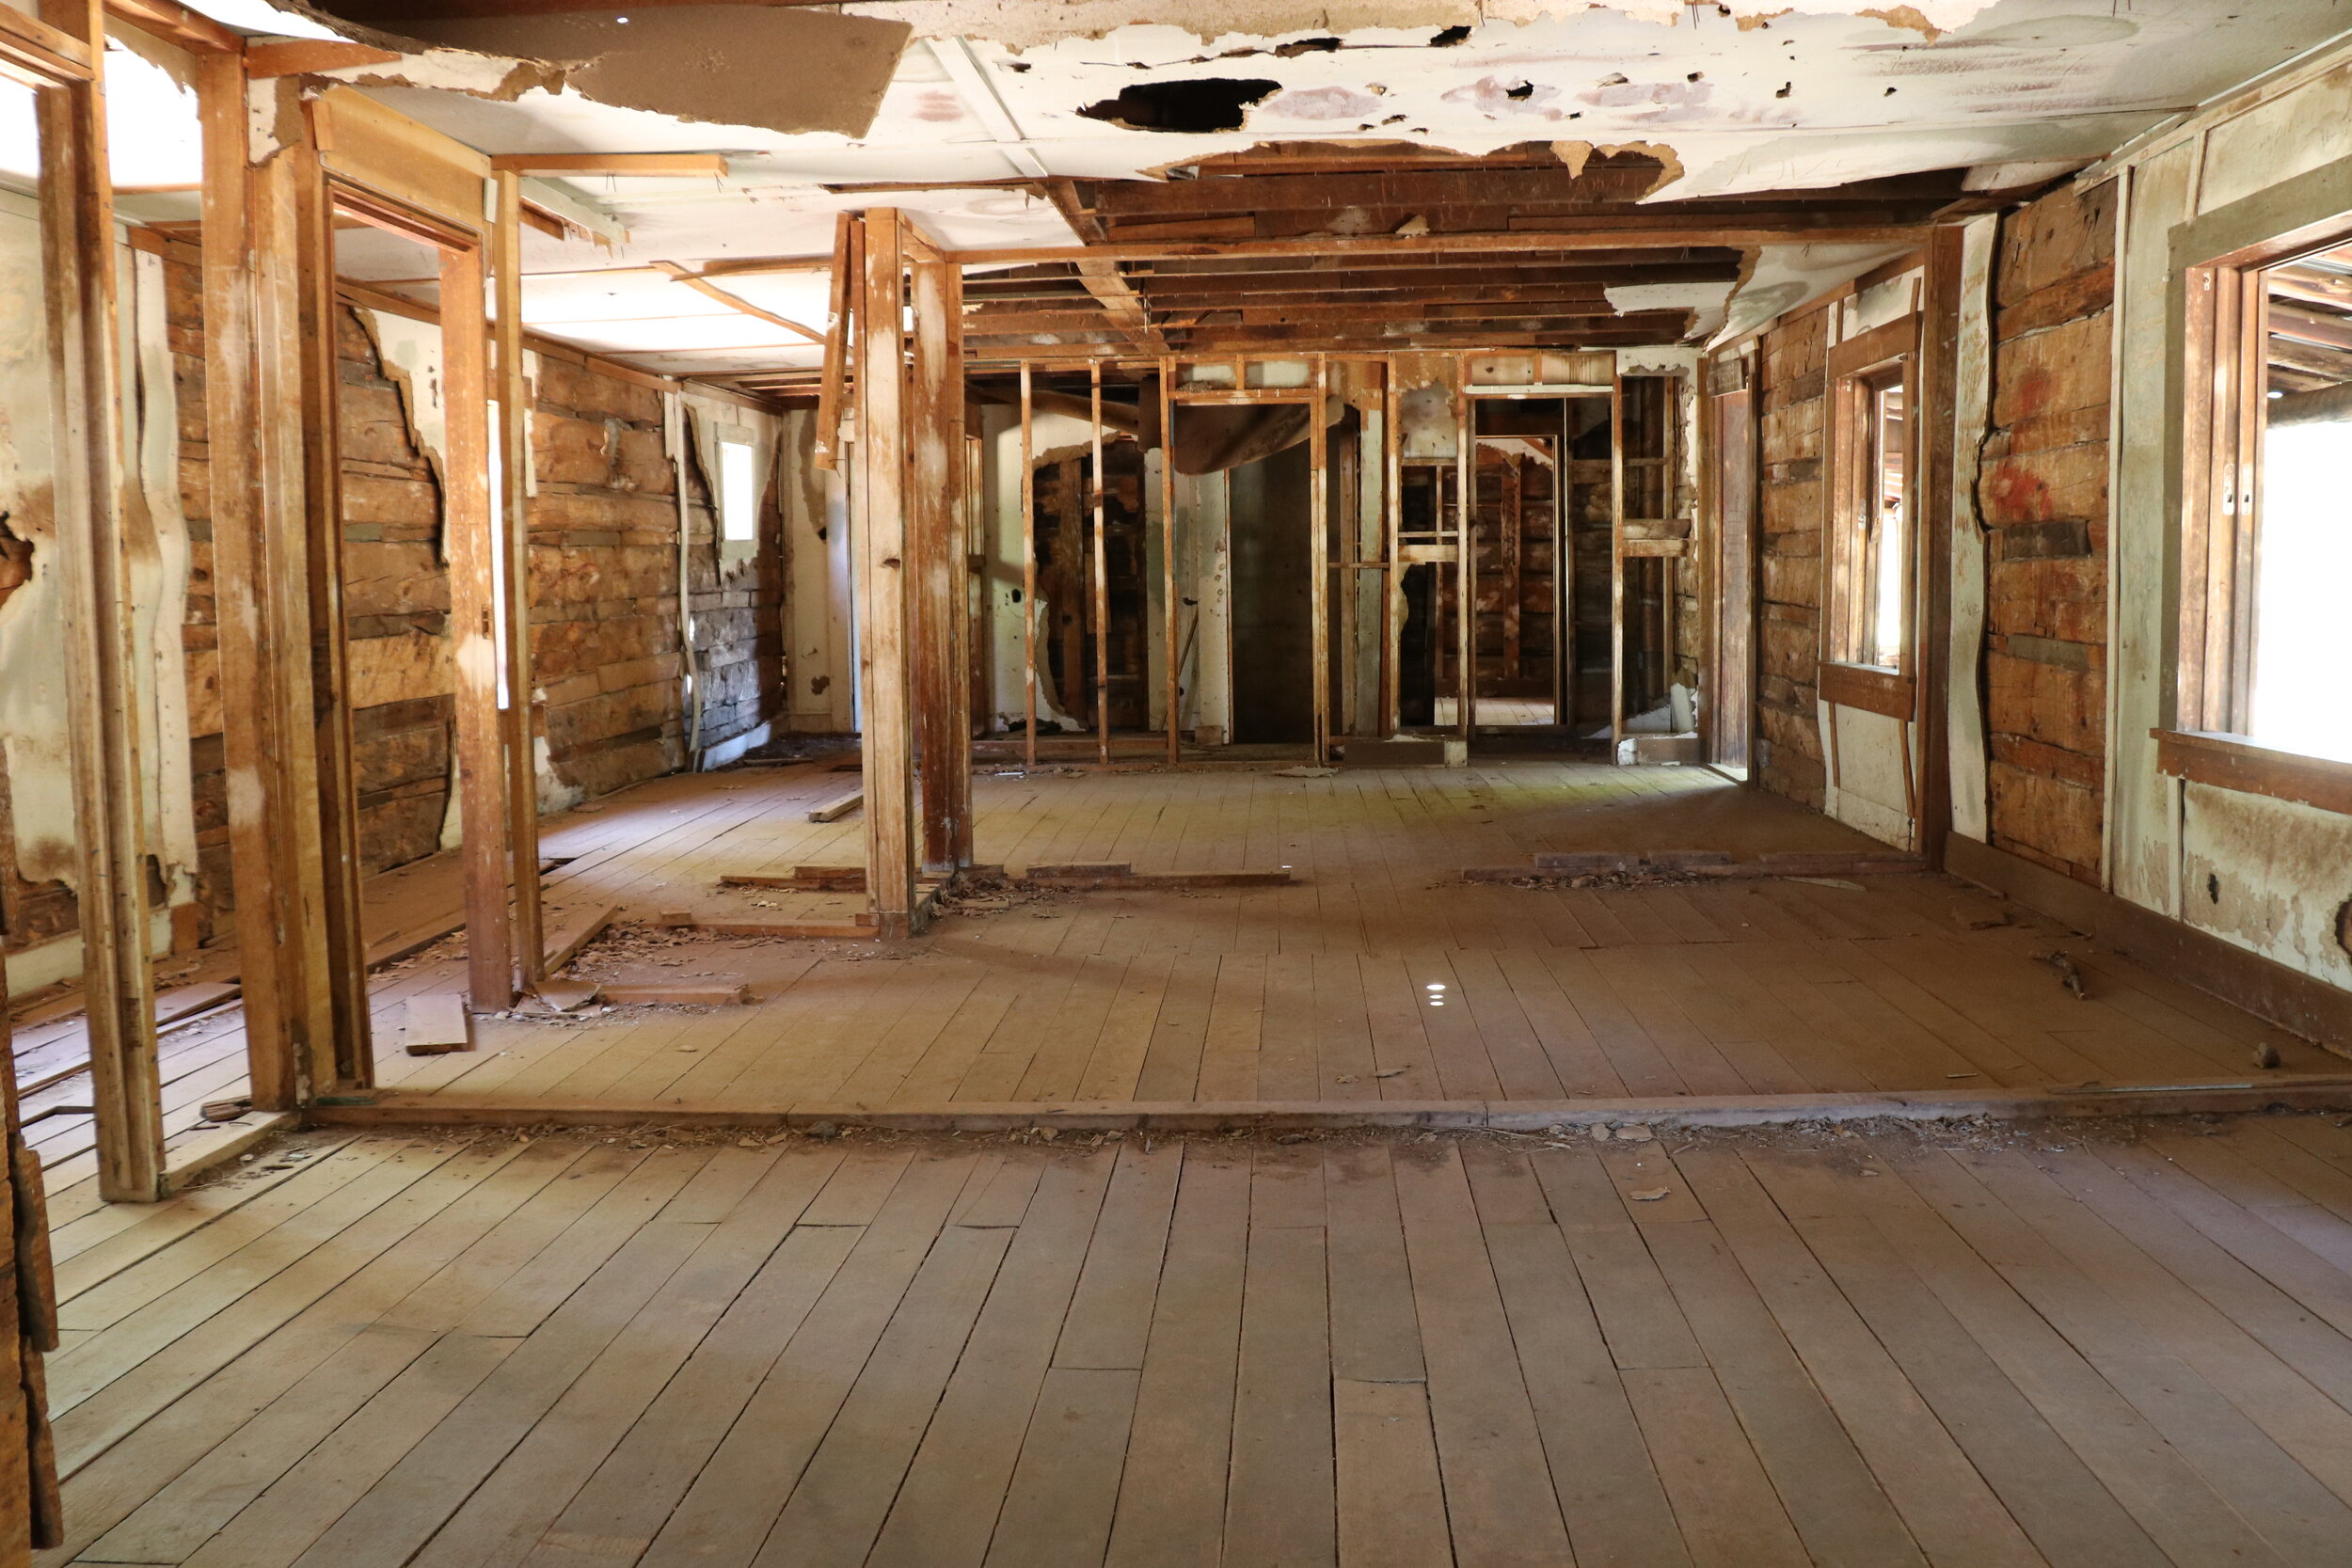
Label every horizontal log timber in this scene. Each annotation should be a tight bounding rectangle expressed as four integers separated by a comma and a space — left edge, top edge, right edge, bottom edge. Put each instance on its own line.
1075, 165, 1966, 218
967, 249, 1744, 290
963, 267, 1745, 309
969, 319, 1692, 348
965, 330, 1690, 362
963, 302, 1696, 333
948, 227, 1928, 264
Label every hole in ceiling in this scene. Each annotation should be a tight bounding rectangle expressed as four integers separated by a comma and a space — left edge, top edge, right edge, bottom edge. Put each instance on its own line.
1275, 36, 1342, 55
1504, 81, 1535, 100
1078, 78, 1280, 133
1430, 24, 1470, 45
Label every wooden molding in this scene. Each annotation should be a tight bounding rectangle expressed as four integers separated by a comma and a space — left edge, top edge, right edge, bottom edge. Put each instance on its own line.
246, 40, 403, 77
106, 0, 242, 53
490, 152, 729, 177
1947, 833, 2352, 1053
1826, 313, 1920, 379
2154, 728, 2352, 816
0, 2, 91, 83
1819, 659, 1915, 720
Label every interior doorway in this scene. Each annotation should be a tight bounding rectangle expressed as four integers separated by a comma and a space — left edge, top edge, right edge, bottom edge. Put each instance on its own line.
1228, 441, 1315, 743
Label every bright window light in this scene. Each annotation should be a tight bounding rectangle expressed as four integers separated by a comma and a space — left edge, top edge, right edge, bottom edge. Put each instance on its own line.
719, 438, 758, 545
2249, 417, 2352, 761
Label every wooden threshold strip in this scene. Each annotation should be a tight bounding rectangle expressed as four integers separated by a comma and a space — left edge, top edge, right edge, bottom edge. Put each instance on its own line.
308, 1077, 2352, 1132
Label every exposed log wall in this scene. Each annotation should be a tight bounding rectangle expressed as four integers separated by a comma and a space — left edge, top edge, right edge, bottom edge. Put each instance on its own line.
1979, 182, 2115, 884
160, 277, 787, 942
1753, 308, 1828, 808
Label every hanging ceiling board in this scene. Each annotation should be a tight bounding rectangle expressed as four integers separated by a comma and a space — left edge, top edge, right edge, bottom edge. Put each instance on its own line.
358, 6, 913, 138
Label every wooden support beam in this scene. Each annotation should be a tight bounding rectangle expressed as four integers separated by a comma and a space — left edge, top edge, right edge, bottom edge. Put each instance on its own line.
494, 171, 546, 988
1311, 355, 1330, 765
652, 260, 826, 343
245, 40, 403, 77
1159, 356, 1178, 764
811, 213, 851, 471
488, 152, 731, 176
1090, 358, 1108, 765
911, 243, 971, 871
439, 236, 516, 1006
1072, 257, 1166, 352
202, 55, 340, 1114
856, 211, 917, 938
280, 99, 376, 1096
1021, 362, 1038, 772
104, 0, 241, 52
949, 228, 1927, 265
38, 20, 161, 1200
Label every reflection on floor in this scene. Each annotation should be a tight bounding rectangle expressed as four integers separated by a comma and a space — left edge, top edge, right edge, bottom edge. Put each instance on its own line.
42, 1115, 2352, 1568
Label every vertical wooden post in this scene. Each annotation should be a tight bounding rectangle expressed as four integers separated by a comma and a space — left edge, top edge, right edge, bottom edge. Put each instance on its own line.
1089, 359, 1108, 766
812, 212, 853, 472
856, 210, 916, 937
203, 56, 333, 1111
39, 33, 161, 1199
1454, 356, 1473, 743
492, 171, 543, 987
438, 240, 515, 1006
1020, 363, 1038, 771
1916, 224, 1964, 870
1160, 356, 1179, 762
1311, 355, 1331, 765
1374, 359, 1392, 737
911, 242, 968, 872
277, 106, 373, 1093
1610, 372, 1628, 752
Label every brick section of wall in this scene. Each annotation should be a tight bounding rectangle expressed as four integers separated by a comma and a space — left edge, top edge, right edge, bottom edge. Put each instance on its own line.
1755, 309, 1828, 808
1981, 182, 2114, 883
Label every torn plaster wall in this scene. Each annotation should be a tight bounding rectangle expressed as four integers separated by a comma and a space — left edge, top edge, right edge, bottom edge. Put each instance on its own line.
779, 407, 853, 735
126, 245, 201, 941
1183, 467, 1232, 742
985, 405, 1095, 730
681, 388, 788, 768
0, 200, 201, 993
0, 188, 73, 993
354, 308, 475, 854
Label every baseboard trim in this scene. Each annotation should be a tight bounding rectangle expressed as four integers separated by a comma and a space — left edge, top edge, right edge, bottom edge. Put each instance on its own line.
308, 1080, 2352, 1133
1945, 833, 2352, 1053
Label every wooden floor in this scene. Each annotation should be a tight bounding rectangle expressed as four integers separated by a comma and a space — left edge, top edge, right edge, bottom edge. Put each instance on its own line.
13, 761, 2335, 1182
362, 760, 2325, 1115
41, 1113, 2352, 1568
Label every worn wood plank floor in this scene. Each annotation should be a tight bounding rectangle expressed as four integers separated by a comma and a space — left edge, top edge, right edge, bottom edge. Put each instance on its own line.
40, 1114, 2352, 1568
375, 761, 2326, 1111
14, 761, 2331, 1180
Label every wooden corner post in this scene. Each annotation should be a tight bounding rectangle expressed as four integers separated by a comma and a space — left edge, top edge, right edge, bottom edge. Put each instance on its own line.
494, 169, 544, 983
204, 55, 346, 1110
855, 211, 917, 936
40, 0, 162, 1198
910, 236, 971, 872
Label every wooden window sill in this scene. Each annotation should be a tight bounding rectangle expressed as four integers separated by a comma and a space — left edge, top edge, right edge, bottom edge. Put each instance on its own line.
2154, 728, 2352, 816
1819, 660, 1915, 720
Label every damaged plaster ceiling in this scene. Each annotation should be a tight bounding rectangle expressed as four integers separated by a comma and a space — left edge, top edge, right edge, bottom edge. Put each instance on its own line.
134, 0, 2352, 380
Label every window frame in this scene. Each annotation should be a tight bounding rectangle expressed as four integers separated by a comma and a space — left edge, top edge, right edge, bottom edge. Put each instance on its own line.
2176, 214, 2352, 737
1820, 313, 1921, 719
713, 425, 761, 560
